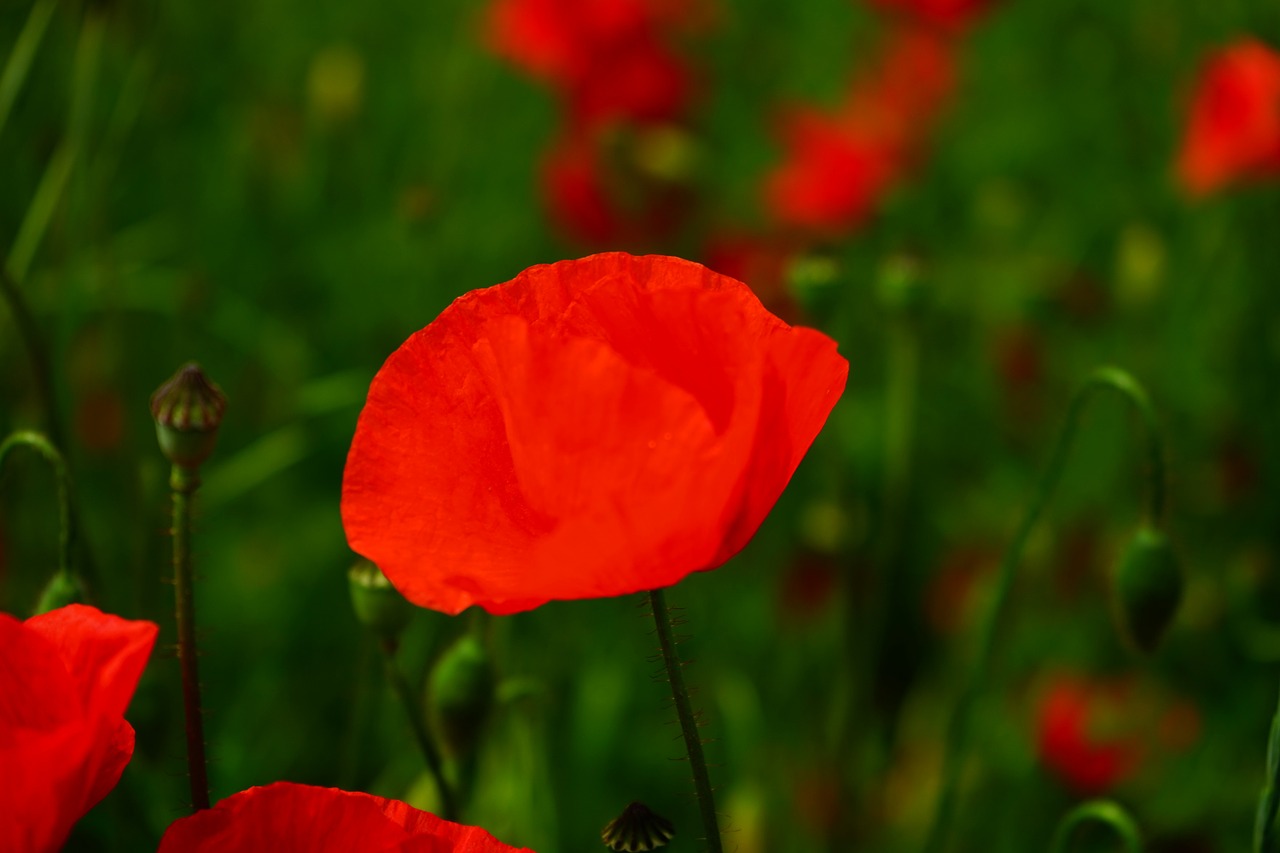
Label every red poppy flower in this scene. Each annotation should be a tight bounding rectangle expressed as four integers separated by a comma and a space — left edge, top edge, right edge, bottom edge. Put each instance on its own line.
0, 604, 158, 853
342, 253, 848, 615
158, 782, 534, 852
1176, 38, 1280, 196
1036, 675, 1141, 795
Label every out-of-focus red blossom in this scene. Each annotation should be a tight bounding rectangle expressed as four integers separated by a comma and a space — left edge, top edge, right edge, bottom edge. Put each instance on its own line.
158, 782, 533, 852
1177, 38, 1280, 196
764, 29, 956, 234
777, 550, 840, 624
702, 232, 800, 320
1037, 675, 1142, 795
342, 253, 848, 615
485, 0, 706, 128
864, 0, 992, 32
0, 604, 158, 853
925, 543, 996, 635
542, 133, 625, 245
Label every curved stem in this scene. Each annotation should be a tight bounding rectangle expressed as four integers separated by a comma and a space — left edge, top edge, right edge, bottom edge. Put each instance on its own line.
1049, 800, 1143, 853
922, 367, 1167, 853
0, 268, 64, 449
1254, 680, 1280, 853
649, 588, 722, 853
377, 638, 458, 822
0, 430, 73, 587
171, 465, 210, 811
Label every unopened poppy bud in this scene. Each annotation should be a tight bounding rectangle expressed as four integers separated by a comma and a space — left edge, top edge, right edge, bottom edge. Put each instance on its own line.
601, 801, 675, 852
348, 559, 413, 641
150, 363, 226, 470
877, 254, 927, 317
1113, 526, 1183, 654
33, 571, 84, 614
427, 633, 495, 760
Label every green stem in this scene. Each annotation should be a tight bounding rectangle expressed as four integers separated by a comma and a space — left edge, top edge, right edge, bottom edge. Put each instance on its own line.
922, 367, 1167, 853
649, 588, 722, 853
0, 430, 73, 587
1049, 800, 1143, 853
171, 465, 210, 811
377, 638, 458, 822
1254, 681, 1280, 853
0, 266, 64, 449
0, 0, 59, 142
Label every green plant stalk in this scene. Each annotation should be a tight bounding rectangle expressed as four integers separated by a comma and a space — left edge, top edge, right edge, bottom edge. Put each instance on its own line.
377, 638, 458, 822
171, 465, 210, 811
0, 265, 63, 449
0, 430, 72, 585
0, 0, 58, 142
1254, 682, 1280, 852
1049, 800, 1143, 853
922, 367, 1166, 853
649, 588, 722, 853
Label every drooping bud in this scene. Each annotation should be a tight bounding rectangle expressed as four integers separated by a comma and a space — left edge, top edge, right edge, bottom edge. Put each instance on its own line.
601, 801, 675, 852
427, 633, 495, 760
348, 559, 413, 642
150, 363, 226, 470
1113, 526, 1183, 654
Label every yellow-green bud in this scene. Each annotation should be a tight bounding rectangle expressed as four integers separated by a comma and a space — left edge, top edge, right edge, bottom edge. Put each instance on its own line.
427, 633, 495, 760
876, 254, 927, 317
150, 363, 226, 470
1113, 526, 1183, 654
348, 559, 413, 641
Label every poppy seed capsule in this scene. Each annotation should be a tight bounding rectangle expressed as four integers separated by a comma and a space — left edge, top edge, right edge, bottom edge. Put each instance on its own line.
601, 801, 675, 852
1113, 526, 1183, 654
150, 363, 226, 470
348, 560, 413, 641
427, 634, 495, 760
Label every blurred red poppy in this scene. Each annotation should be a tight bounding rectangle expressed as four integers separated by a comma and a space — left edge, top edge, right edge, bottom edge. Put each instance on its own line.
342, 253, 848, 615
864, 0, 992, 31
1036, 675, 1140, 795
158, 782, 533, 852
0, 604, 158, 853
1177, 38, 1280, 196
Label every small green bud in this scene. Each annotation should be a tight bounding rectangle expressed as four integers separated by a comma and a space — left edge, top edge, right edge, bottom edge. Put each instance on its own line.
1113, 526, 1183, 654
150, 363, 226, 470
348, 559, 413, 641
33, 571, 84, 615
876, 254, 927, 317
427, 633, 495, 760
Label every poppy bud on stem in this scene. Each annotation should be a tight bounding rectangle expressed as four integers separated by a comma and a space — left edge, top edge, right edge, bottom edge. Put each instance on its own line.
0, 430, 83, 612
923, 367, 1171, 853
648, 588, 722, 853
152, 363, 225, 812
1048, 800, 1143, 853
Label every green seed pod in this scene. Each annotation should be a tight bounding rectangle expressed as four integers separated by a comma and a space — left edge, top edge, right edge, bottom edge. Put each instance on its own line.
876, 254, 927, 318
348, 559, 413, 641
33, 571, 84, 615
1113, 526, 1183, 654
427, 633, 495, 760
602, 801, 675, 852
150, 363, 226, 470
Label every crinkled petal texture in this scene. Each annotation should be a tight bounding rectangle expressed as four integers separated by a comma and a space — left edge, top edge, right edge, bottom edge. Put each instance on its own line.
342, 253, 848, 614
0, 604, 158, 853
158, 783, 534, 853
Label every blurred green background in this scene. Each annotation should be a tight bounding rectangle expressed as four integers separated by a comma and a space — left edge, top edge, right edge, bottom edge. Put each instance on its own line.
2, 0, 1280, 850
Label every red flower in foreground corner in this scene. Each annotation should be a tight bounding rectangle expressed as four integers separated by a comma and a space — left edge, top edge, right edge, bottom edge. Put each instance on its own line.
1177, 38, 1280, 196
342, 253, 848, 615
0, 604, 158, 853
158, 782, 533, 852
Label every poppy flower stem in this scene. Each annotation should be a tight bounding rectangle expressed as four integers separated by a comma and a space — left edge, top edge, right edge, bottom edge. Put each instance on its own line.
1049, 799, 1143, 853
923, 367, 1166, 853
1253, 680, 1280, 852
0, 430, 77, 606
649, 588, 722, 853
377, 638, 459, 822
171, 464, 211, 811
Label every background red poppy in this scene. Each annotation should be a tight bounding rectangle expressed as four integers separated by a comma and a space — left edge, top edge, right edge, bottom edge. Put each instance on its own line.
342, 253, 848, 614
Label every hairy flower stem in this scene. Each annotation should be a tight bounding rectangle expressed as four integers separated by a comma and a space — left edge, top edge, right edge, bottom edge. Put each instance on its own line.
171, 465, 210, 811
649, 588, 722, 853
1049, 800, 1143, 853
923, 367, 1166, 853
377, 638, 458, 822
1254, 681, 1280, 852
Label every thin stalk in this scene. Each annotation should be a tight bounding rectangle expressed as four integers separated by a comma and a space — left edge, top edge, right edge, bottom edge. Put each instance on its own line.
0, 429, 72, 581
922, 367, 1166, 853
649, 588, 722, 853
171, 465, 210, 811
1049, 800, 1143, 853
1254, 681, 1280, 852
377, 638, 458, 822
0, 0, 59, 141
0, 265, 63, 448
